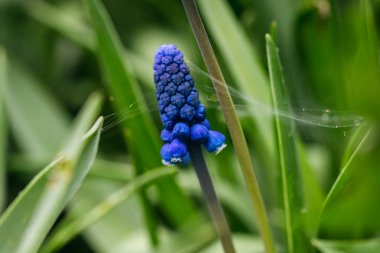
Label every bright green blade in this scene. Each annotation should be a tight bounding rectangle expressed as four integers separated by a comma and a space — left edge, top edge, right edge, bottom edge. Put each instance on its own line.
266, 34, 310, 252
0, 48, 7, 213
84, 0, 197, 229
0, 93, 103, 253
313, 237, 380, 253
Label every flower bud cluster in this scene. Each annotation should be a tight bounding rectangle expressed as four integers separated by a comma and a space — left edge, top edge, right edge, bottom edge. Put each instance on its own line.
154, 44, 226, 165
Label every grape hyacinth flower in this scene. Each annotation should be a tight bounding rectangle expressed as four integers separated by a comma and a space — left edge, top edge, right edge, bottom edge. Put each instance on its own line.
154, 44, 226, 165
154, 44, 236, 253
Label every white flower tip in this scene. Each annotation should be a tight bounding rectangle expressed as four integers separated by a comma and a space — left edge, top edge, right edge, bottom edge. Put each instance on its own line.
162, 160, 174, 166
170, 157, 182, 163
213, 143, 227, 155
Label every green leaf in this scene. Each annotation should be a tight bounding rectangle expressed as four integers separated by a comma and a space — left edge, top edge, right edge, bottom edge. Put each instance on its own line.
0, 93, 103, 253
0, 48, 7, 212
320, 123, 373, 217
266, 34, 310, 252
84, 0, 197, 229
41, 167, 177, 253
3, 60, 70, 161
313, 238, 380, 253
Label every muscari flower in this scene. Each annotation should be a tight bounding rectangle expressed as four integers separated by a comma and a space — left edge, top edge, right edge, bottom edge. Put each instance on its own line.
154, 44, 226, 165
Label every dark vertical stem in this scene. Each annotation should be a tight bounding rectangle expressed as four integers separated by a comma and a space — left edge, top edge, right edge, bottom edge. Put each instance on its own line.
188, 143, 236, 253
181, 1, 276, 253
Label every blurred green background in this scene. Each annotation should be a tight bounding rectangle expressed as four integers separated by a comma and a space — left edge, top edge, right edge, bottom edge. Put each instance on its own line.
1, 0, 380, 252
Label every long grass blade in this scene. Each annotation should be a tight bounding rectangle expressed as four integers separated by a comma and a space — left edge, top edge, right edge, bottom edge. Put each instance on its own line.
266, 34, 310, 252
0, 48, 7, 213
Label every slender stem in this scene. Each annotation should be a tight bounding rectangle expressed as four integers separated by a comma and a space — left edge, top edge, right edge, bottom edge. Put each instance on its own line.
188, 143, 235, 253
182, 1, 276, 253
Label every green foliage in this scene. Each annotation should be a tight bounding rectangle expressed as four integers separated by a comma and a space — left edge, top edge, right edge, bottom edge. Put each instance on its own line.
0, 0, 379, 252
0, 94, 103, 253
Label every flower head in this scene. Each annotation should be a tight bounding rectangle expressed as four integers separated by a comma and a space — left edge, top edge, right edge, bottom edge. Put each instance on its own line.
154, 44, 226, 165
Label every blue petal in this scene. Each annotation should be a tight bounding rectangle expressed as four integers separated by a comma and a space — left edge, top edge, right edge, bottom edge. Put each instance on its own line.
190, 124, 209, 143
186, 91, 200, 107
199, 119, 211, 130
164, 82, 177, 95
172, 122, 190, 139
170, 138, 188, 158
195, 104, 206, 122
161, 114, 175, 130
164, 104, 179, 120
160, 129, 173, 142
204, 130, 226, 154
181, 152, 191, 165
177, 82, 192, 96
171, 93, 186, 107
160, 143, 172, 162
180, 104, 195, 121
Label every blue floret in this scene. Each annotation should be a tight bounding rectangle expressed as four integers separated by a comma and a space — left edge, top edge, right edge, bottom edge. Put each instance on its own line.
190, 124, 209, 143
205, 130, 226, 154
172, 122, 190, 139
154, 44, 226, 165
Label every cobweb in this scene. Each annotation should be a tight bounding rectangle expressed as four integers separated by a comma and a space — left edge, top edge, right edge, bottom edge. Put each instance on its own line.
101, 61, 365, 133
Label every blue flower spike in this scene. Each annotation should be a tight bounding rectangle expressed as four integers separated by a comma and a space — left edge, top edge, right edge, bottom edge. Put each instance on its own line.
154, 44, 226, 165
